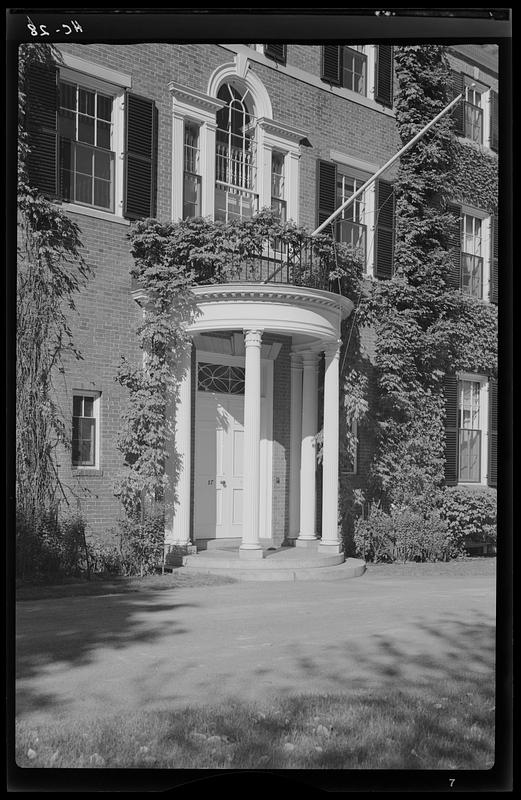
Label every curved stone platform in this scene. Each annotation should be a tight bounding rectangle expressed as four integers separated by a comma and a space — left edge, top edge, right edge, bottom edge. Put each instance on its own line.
181, 545, 366, 582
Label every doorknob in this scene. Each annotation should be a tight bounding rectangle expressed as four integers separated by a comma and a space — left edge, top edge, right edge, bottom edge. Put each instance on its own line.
220, 480, 227, 487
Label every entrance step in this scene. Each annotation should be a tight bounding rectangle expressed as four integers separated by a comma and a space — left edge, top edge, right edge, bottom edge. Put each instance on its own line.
180, 546, 366, 582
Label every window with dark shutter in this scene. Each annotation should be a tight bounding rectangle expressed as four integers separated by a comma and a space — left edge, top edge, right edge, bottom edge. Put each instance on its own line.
264, 44, 287, 65
321, 46, 341, 86
488, 378, 497, 487
25, 63, 58, 197
317, 160, 337, 229
374, 179, 394, 279
490, 213, 498, 304
446, 203, 462, 289
124, 92, 158, 220
451, 71, 465, 137
489, 89, 498, 152
374, 45, 394, 108
443, 375, 459, 486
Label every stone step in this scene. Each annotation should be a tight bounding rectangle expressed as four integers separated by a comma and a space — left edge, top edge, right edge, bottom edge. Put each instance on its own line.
181, 558, 366, 582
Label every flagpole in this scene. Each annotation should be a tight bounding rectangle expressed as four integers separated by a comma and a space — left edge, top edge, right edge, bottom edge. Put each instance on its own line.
262, 92, 463, 284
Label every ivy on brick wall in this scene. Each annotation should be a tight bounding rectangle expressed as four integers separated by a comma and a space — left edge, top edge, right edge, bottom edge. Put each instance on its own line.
452, 141, 498, 212
359, 45, 498, 513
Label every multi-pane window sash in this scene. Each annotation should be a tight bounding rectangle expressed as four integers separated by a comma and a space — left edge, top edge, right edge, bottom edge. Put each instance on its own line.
183, 122, 201, 218
58, 81, 114, 211
461, 213, 483, 298
215, 84, 258, 222
271, 151, 286, 222
463, 87, 483, 144
458, 380, 482, 482
342, 46, 367, 95
336, 172, 367, 260
72, 396, 96, 467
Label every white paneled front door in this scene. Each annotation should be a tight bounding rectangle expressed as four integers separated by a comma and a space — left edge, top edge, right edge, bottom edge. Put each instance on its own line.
194, 393, 245, 539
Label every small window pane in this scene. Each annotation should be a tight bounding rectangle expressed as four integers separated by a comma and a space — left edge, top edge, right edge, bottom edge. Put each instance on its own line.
58, 109, 75, 140
79, 88, 95, 116
78, 114, 95, 145
83, 397, 94, 417
94, 150, 111, 180
96, 120, 111, 150
94, 179, 111, 209
76, 145, 93, 176
76, 173, 92, 205
73, 396, 83, 416
60, 82, 76, 111
97, 94, 112, 121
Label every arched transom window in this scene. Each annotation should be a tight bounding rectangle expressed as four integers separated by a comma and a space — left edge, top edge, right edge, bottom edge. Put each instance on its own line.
215, 83, 258, 221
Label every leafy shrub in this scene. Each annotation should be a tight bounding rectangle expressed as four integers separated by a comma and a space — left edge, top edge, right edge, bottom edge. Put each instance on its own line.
85, 541, 124, 576
441, 486, 497, 551
16, 510, 88, 580
354, 505, 452, 563
114, 509, 165, 577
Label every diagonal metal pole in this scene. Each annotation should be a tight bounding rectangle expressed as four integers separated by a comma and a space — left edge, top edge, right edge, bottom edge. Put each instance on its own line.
262, 92, 463, 284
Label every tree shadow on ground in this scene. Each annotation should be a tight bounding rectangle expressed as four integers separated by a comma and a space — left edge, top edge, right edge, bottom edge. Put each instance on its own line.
15, 591, 198, 715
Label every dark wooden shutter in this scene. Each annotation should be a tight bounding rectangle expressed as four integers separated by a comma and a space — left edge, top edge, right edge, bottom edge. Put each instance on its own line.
490, 213, 498, 304
374, 179, 395, 279
451, 71, 465, 137
25, 62, 58, 197
264, 44, 287, 64
446, 203, 462, 289
375, 45, 394, 108
321, 46, 341, 86
317, 160, 337, 229
124, 93, 158, 220
489, 89, 498, 152
443, 375, 459, 486
487, 377, 497, 487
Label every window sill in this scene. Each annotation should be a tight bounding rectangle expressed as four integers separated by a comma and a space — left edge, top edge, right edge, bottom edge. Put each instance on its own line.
57, 203, 130, 225
72, 468, 103, 477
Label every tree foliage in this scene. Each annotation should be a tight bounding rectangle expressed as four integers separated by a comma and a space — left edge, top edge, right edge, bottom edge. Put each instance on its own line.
17, 44, 91, 528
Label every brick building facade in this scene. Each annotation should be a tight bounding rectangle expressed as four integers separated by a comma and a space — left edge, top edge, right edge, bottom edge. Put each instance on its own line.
21, 42, 498, 554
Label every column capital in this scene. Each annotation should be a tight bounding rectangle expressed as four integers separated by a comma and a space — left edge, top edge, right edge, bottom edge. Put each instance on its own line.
289, 351, 303, 369
323, 340, 342, 360
244, 329, 263, 348
301, 350, 319, 368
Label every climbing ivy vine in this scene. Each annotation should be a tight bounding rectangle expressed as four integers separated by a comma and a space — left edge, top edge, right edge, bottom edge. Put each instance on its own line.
358, 45, 498, 513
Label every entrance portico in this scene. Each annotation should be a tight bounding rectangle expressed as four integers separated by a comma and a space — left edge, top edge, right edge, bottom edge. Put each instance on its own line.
164, 283, 353, 560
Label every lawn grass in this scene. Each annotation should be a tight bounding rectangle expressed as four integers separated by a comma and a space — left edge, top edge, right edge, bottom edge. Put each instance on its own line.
16, 680, 494, 770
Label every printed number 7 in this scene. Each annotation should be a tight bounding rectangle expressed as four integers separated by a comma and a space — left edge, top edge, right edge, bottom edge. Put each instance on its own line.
450, 778, 455, 787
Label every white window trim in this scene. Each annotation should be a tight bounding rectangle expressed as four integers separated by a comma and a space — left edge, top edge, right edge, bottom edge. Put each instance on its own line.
71, 390, 101, 472
58, 65, 126, 220
456, 373, 489, 486
460, 204, 492, 302
330, 152, 379, 277
170, 66, 308, 225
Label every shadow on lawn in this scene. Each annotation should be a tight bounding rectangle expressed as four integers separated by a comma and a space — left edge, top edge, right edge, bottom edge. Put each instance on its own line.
15, 592, 198, 715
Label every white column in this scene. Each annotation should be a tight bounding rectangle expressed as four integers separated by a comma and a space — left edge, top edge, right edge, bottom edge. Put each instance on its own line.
240, 329, 264, 558
319, 341, 342, 553
297, 351, 319, 545
289, 351, 303, 540
165, 341, 192, 547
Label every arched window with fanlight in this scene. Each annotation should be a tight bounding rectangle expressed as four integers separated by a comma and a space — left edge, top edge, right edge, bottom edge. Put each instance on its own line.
215, 83, 258, 221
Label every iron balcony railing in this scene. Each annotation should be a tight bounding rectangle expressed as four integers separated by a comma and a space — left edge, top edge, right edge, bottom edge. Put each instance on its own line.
205, 234, 337, 292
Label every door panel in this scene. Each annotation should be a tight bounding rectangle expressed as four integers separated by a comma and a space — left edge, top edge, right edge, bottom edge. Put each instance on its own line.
194, 392, 244, 539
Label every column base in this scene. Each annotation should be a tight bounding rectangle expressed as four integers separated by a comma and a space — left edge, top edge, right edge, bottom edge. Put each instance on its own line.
318, 542, 343, 555
239, 547, 265, 560
295, 537, 319, 549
